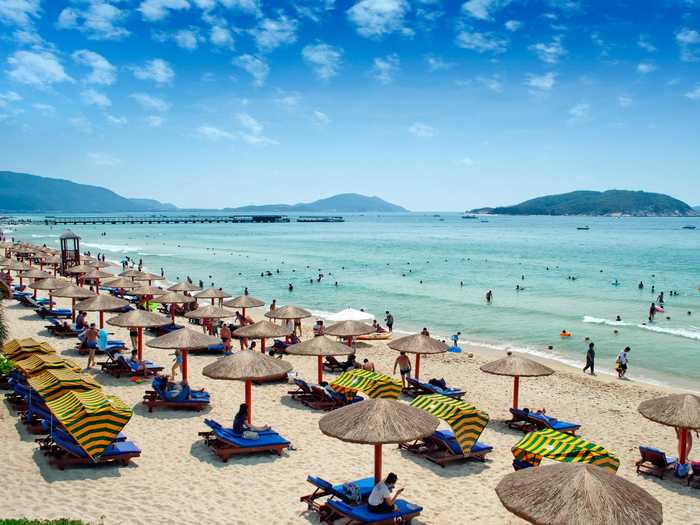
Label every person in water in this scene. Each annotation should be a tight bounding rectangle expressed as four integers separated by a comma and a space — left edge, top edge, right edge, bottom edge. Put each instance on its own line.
583, 342, 595, 376
649, 302, 656, 322
486, 290, 493, 303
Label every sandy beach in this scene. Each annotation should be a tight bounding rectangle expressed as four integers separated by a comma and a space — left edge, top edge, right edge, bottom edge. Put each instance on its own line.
1, 294, 698, 525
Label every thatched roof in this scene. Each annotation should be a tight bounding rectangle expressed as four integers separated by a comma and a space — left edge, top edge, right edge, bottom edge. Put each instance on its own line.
388, 334, 448, 355
2, 260, 31, 271
132, 272, 163, 282
28, 277, 71, 290
324, 320, 376, 338
638, 393, 700, 430
152, 291, 196, 304
167, 281, 201, 292
75, 295, 129, 312
184, 305, 237, 320
119, 269, 147, 278
107, 310, 171, 328
480, 353, 554, 378
83, 269, 114, 280
146, 328, 221, 350
129, 286, 166, 296
101, 277, 140, 289
195, 287, 232, 300
233, 320, 292, 339
319, 398, 439, 445
264, 305, 311, 320
202, 350, 293, 381
20, 268, 51, 280
495, 463, 662, 525
286, 336, 354, 357
65, 263, 97, 274
224, 295, 265, 308
51, 285, 97, 299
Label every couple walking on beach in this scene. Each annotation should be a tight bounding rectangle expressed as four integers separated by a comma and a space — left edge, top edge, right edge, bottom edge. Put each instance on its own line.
583, 342, 631, 379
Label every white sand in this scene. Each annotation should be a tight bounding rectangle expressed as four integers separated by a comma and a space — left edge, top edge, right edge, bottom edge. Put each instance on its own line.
1, 295, 698, 524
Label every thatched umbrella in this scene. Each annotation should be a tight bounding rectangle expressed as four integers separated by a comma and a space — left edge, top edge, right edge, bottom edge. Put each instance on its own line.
185, 305, 237, 334
83, 268, 114, 293
319, 399, 439, 482
119, 269, 146, 279
495, 463, 663, 525
388, 334, 449, 380
202, 350, 293, 424
168, 281, 201, 292
132, 272, 163, 284
233, 320, 292, 353
480, 353, 554, 410
42, 255, 62, 275
52, 285, 97, 322
65, 263, 97, 286
195, 287, 232, 305
75, 294, 129, 329
638, 393, 700, 466
102, 276, 141, 294
21, 268, 50, 298
147, 328, 220, 383
286, 335, 355, 383
107, 310, 171, 361
2, 260, 31, 285
152, 291, 196, 325
224, 294, 265, 319
131, 285, 165, 296
28, 277, 71, 306
265, 304, 311, 320
90, 260, 115, 269
325, 320, 376, 347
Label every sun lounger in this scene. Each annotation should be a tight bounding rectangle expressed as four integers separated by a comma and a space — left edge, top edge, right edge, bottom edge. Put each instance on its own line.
403, 377, 465, 399
508, 408, 580, 435
102, 354, 162, 378
635, 446, 677, 479
198, 418, 290, 461
288, 378, 316, 400
45, 318, 81, 337
688, 461, 700, 487
36, 307, 72, 319
77, 339, 126, 356
148, 323, 183, 336
300, 476, 374, 513
142, 376, 210, 412
323, 356, 346, 373
19, 296, 51, 309
323, 499, 422, 525
43, 431, 141, 470
399, 429, 493, 467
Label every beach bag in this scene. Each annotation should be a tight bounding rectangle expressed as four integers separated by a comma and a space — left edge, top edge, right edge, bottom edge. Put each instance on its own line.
243, 430, 259, 440
342, 482, 361, 505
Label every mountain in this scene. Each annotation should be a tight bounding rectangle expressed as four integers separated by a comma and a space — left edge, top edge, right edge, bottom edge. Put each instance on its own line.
0, 171, 177, 213
226, 193, 408, 213
694, 206, 700, 212
473, 190, 698, 217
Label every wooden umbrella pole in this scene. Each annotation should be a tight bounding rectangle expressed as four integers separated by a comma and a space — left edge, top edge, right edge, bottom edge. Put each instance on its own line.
415, 354, 421, 381
99, 311, 104, 329
182, 349, 189, 383
374, 444, 382, 484
137, 327, 143, 361
245, 380, 252, 424
71, 298, 76, 322
513, 376, 520, 409
679, 427, 688, 465
261, 337, 266, 353
317, 355, 323, 384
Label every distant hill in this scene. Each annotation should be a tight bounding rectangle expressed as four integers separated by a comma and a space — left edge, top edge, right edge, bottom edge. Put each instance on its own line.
226, 193, 408, 213
694, 206, 700, 212
0, 171, 176, 213
472, 190, 698, 217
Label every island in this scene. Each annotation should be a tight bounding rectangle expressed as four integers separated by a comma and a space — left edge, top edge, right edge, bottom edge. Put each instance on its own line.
225, 193, 408, 213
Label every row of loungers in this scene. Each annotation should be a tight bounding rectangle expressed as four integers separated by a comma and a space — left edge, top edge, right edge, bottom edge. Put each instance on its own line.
288, 379, 363, 411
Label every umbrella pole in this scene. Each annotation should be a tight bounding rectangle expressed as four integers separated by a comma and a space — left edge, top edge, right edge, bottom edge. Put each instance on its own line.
245, 379, 252, 424
317, 355, 323, 384
374, 444, 382, 484
49, 292, 53, 309
182, 349, 188, 383
99, 311, 104, 329
242, 307, 247, 321
137, 327, 143, 362
96, 278, 100, 294
33, 286, 37, 299
261, 337, 266, 353
71, 298, 76, 322
211, 298, 214, 305
171, 307, 175, 326
346, 336, 352, 347
679, 427, 688, 465
415, 354, 421, 381
513, 376, 520, 409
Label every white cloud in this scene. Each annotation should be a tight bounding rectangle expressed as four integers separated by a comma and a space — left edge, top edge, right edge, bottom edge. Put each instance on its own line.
525, 72, 557, 91
32, 102, 55, 114
459, 157, 474, 167
57, 1, 129, 40
12, 28, 44, 46
275, 90, 301, 110
210, 25, 234, 47
175, 29, 200, 49
312, 110, 330, 125
236, 112, 277, 145
529, 36, 566, 64
81, 88, 111, 108
88, 152, 121, 166
133, 59, 175, 85
302, 42, 343, 80
476, 75, 503, 92
504, 19, 521, 31
6, 50, 73, 88
0, 91, 21, 107
462, 0, 511, 21
637, 62, 656, 74
294, 0, 335, 22
0, 0, 40, 28
567, 102, 590, 124
146, 115, 164, 127
106, 114, 127, 125
676, 27, 700, 62
69, 116, 93, 134
252, 15, 298, 52
455, 30, 507, 53
196, 125, 236, 141
408, 122, 436, 138
424, 54, 453, 71
233, 54, 269, 87
130, 92, 171, 112
347, 0, 409, 38
686, 85, 700, 100
370, 54, 400, 84
637, 34, 656, 52
72, 50, 117, 85
618, 95, 632, 108
139, 0, 190, 21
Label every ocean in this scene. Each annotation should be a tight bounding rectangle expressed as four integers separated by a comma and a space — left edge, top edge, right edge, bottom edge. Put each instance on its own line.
7, 213, 700, 390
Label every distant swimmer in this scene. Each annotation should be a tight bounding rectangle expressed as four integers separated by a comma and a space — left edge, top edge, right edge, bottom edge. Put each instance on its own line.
485, 290, 493, 303
560, 330, 572, 337
288, 283, 294, 292
612, 279, 620, 286
648, 302, 656, 322
616, 315, 622, 322
638, 281, 644, 289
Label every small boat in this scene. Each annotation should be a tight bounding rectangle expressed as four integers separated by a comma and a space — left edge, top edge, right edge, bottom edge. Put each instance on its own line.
480, 220, 489, 223
577, 226, 590, 231
462, 214, 477, 220
682, 225, 696, 230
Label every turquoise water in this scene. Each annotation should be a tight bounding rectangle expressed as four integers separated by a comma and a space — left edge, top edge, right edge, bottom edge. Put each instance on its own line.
8, 213, 700, 389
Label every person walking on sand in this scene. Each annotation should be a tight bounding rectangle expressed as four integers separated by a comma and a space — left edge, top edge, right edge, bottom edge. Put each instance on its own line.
384, 311, 394, 332
451, 332, 461, 347
616, 346, 630, 378
583, 342, 595, 376
393, 351, 412, 388
220, 323, 232, 354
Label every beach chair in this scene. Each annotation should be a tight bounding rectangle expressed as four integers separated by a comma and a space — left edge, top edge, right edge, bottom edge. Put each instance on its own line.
508, 408, 580, 435
323, 356, 344, 373
271, 339, 289, 355
103, 354, 163, 378
300, 476, 374, 513
288, 378, 316, 400
403, 377, 465, 400
45, 318, 81, 338
20, 296, 50, 309
688, 461, 700, 487
322, 499, 422, 525
635, 446, 677, 479
43, 431, 141, 470
142, 376, 210, 412
198, 418, 290, 462
77, 339, 126, 356
148, 323, 183, 336
399, 429, 493, 467
36, 307, 72, 319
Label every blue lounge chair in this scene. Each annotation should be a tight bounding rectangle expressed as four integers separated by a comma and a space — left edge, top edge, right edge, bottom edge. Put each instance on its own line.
635, 446, 677, 479
509, 408, 580, 435
45, 432, 141, 470
198, 418, 290, 461
143, 376, 210, 412
148, 323, 183, 336
45, 317, 81, 337
400, 429, 493, 467
324, 499, 422, 525
77, 339, 126, 356
36, 307, 72, 319
301, 476, 374, 513
404, 377, 465, 399
102, 354, 163, 378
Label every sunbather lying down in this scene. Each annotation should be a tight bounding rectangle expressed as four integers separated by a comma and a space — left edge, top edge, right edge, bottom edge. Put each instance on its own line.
233, 403, 270, 435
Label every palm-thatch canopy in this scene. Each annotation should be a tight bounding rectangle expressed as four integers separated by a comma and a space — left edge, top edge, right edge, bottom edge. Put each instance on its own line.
107, 310, 171, 329
75, 294, 129, 312
101, 277, 141, 289
152, 291, 196, 304
65, 263, 97, 274
202, 350, 293, 381
130, 285, 166, 296
388, 334, 449, 355
495, 463, 662, 525
90, 261, 115, 269
29, 277, 72, 290
196, 287, 232, 300
264, 304, 312, 320
324, 320, 376, 338
286, 336, 355, 357
2, 260, 31, 271
21, 268, 52, 280
480, 353, 554, 378
132, 272, 163, 282
167, 281, 201, 292
119, 269, 147, 278
233, 320, 292, 339
146, 328, 221, 350
83, 269, 114, 280
52, 285, 97, 299
184, 305, 237, 320
224, 295, 265, 309
638, 394, 700, 430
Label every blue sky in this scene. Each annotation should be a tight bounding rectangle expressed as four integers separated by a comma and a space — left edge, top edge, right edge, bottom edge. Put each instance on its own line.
0, 0, 699, 210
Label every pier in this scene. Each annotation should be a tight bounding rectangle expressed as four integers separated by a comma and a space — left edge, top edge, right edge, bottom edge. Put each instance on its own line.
43, 215, 291, 225
296, 216, 345, 223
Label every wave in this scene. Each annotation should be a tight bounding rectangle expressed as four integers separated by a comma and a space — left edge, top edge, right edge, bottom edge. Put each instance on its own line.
583, 316, 626, 326
137, 252, 174, 257
31, 233, 59, 238
637, 324, 700, 341
82, 242, 139, 253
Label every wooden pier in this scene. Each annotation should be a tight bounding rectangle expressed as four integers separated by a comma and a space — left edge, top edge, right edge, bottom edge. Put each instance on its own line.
296, 216, 345, 223
43, 215, 291, 225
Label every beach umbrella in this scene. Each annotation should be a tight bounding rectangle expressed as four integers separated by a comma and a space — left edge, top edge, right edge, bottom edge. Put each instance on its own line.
42, 255, 61, 275
480, 353, 554, 410
152, 291, 196, 325
90, 260, 115, 269
28, 277, 71, 306
101, 276, 141, 292
325, 308, 375, 322
233, 320, 292, 353
286, 336, 355, 383
146, 328, 218, 383
202, 350, 293, 424
21, 268, 50, 298
388, 334, 448, 381
83, 268, 114, 293
65, 263, 97, 286
132, 272, 163, 283
319, 398, 439, 482
2, 260, 31, 285
638, 393, 700, 467
224, 294, 265, 319
185, 305, 237, 334
107, 310, 171, 361
265, 304, 311, 320
495, 463, 662, 525
75, 294, 129, 329
119, 269, 146, 279
168, 281, 201, 292
195, 287, 232, 305
130, 285, 166, 296
325, 320, 376, 347
52, 285, 97, 322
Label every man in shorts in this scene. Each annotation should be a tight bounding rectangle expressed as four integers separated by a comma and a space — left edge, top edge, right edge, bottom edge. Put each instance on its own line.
84, 323, 99, 369
393, 351, 412, 388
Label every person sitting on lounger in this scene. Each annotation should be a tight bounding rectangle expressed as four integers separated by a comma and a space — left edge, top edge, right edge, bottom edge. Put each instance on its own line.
368, 473, 403, 514
338, 354, 357, 372
76, 311, 88, 331
362, 358, 375, 372
232, 403, 270, 436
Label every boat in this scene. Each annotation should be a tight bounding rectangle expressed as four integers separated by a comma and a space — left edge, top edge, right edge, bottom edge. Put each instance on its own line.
577, 226, 590, 231
357, 332, 393, 341
682, 225, 696, 230
462, 214, 477, 220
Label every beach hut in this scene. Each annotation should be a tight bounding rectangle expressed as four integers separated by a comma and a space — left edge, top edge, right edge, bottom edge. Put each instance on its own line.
185, 305, 237, 335
107, 310, 171, 361
233, 320, 292, 353
202, 350, 293, 424
480, 353, 554, 410
195, 287, 232, 305
225, 294, 265, 320
319, 398, 439, 482
152, 291, 196, 325
28, 369, 101, 402
331, 369, 402, 400
388, 333, 448, 381
147, 328, 221, 383
496, 463, 662, 525
75, 294, 129, 328
286, 335, 354, 383
52, 285, 97, 322
324, 320, 376, 347
511, 429, 619, 471
325, 308, 375, 322
14, 354, 81, 376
